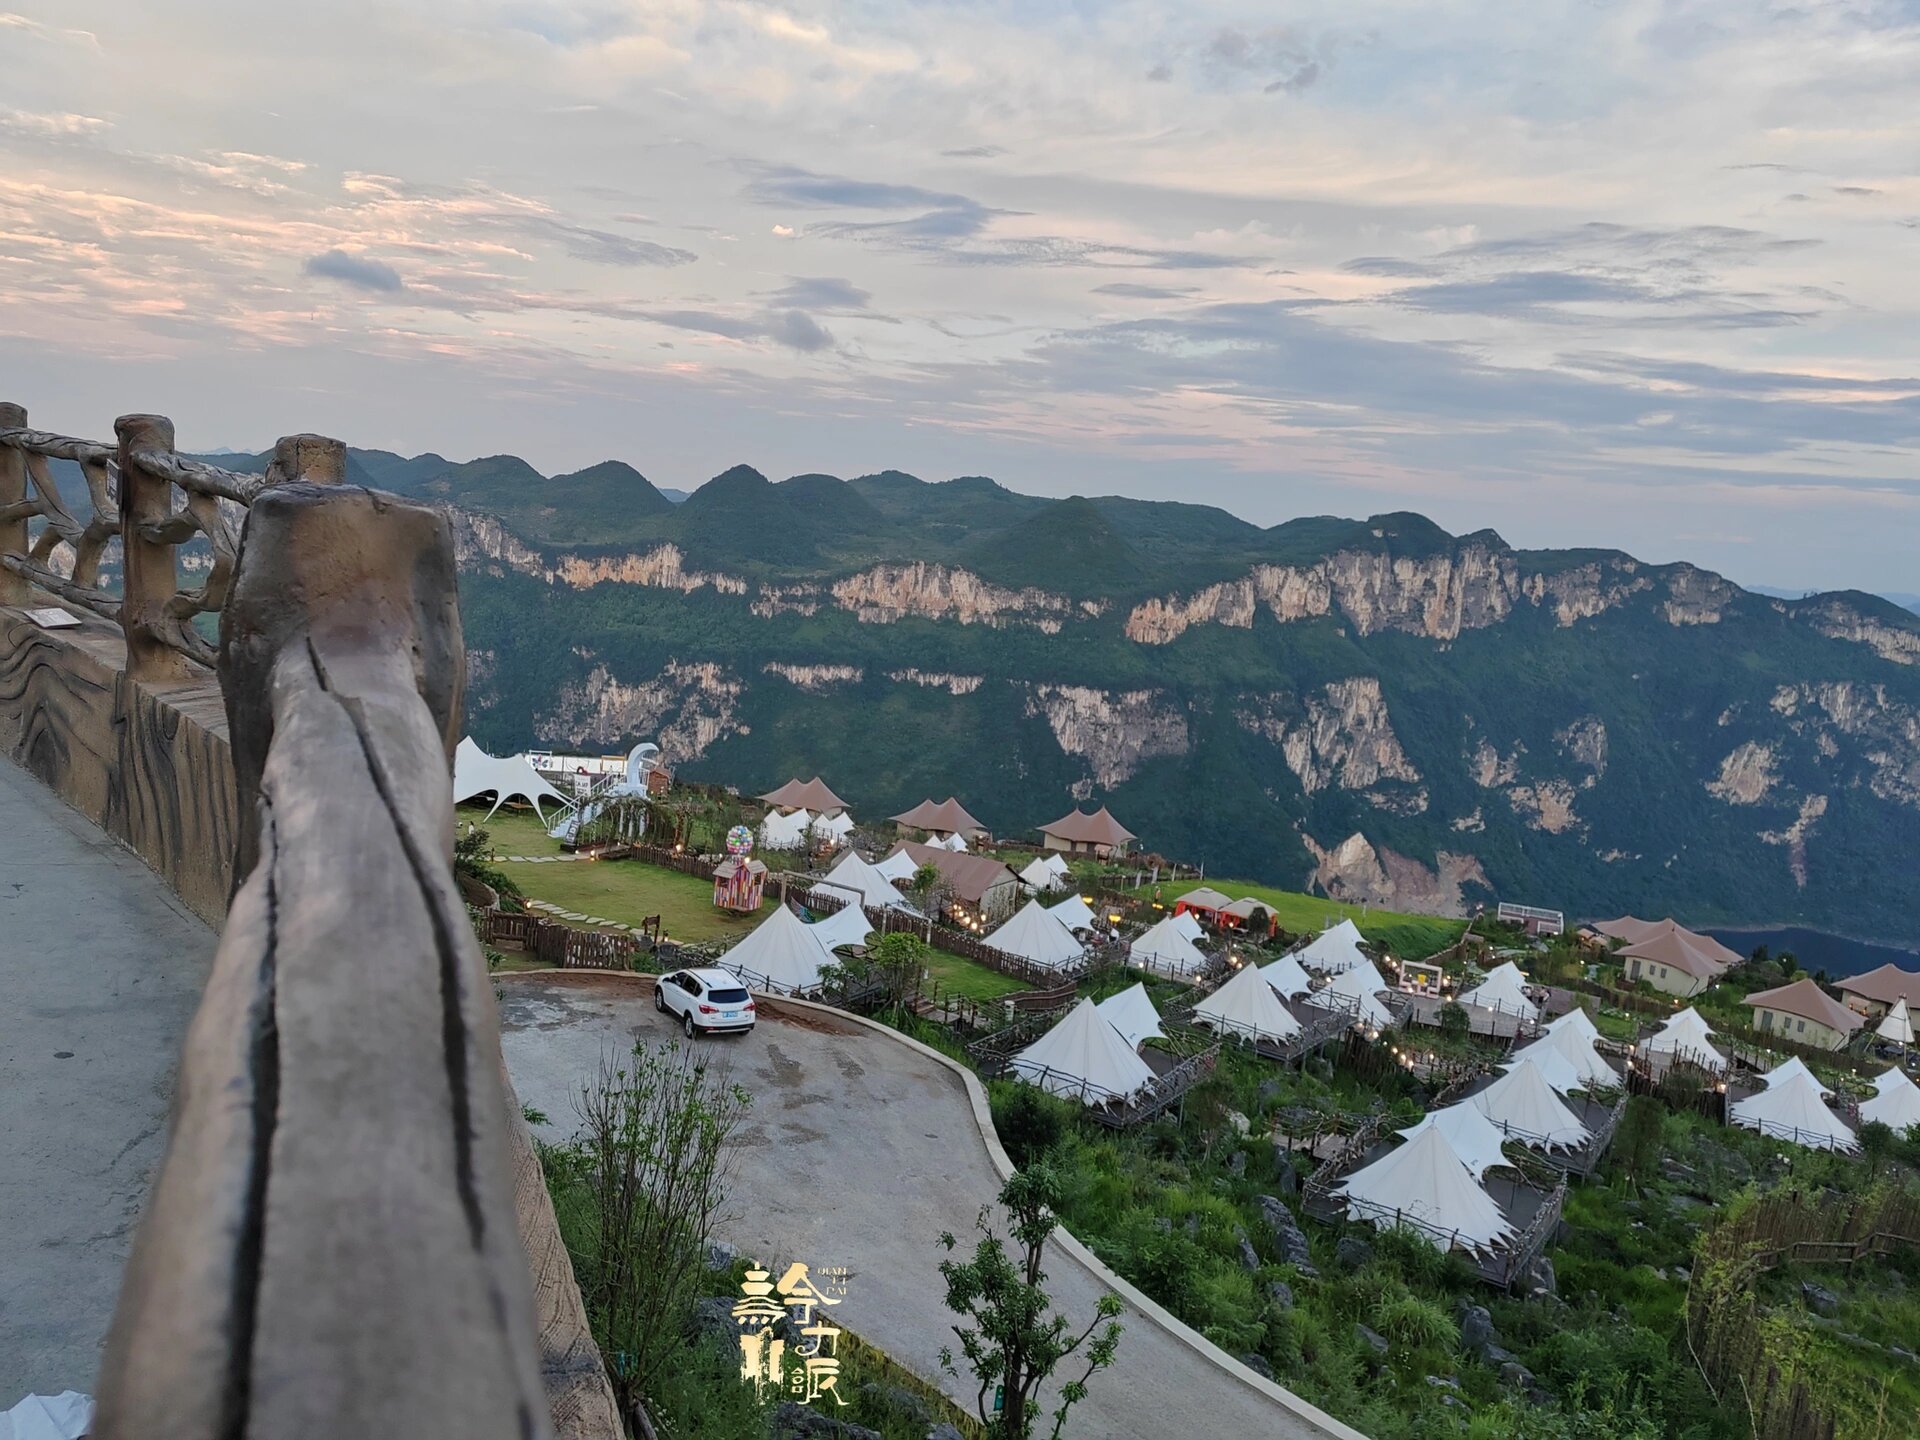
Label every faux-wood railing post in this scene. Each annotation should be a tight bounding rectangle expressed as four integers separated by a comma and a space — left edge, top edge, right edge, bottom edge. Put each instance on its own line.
0, 402, 25, 605
116, 413, 192, 683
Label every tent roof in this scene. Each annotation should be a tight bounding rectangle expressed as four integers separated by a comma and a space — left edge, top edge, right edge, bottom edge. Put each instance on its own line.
1049, 894, 1098, 931
1878, 998, 1916, 1046
1018, 856, 1060, 889
1469, 1059, 1591, 1150
822, 851, 918, 912
1010, 998, 1155, 1105
1259, 953, 1314, 1000
1837, 963, 1920, 1008
1745, 978, 1864, 1035
1591, 914, 1664, 944
1338, 1124, 1516, 1254
1544, 1006, 1602, 1044
720, 905, 833, 994
873, 849, 918, 882
1861, 1071, 1920, 1131
1194, 964, 1303, 1044
990, 898, 1086, 970
1039, 806, 1137, 846
811, 811, 854, 839
1645, 1007, 1728, 1072
1872, 1065, 1910, 1096
1760, 1056, 1835, 1098
1730, 1072, 1858, 1152
888, 841, 1017, 904
1296, 919, 1369, 975
760, 776, 848, 814
453, 737, 570, 822
1502, 1045, 1584, 1098
1170, 911, 1206, 942
1221, 897, 1272, 920
760, 809, 810, 848
1512, 1024, 1616, 1091
890, 796, 987, 835
1458, 961, 1538, 1018
808, 902, 873, 955
1096, 983, 1164, 1051
1617, 926, 1736, 982
1176, 887, 1234, 912
1130, 915, 1210, 977
1308, 958, 1394, 1029
1398, 1101, 1517, 1181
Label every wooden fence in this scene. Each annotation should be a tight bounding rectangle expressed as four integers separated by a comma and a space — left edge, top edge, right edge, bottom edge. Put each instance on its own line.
482, 908, 639, 970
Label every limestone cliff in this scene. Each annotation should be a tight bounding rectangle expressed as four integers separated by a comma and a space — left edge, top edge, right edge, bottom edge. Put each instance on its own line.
1799, 597, 1920, 667
1025, 685, 1190, 789
1236, 679, 1422, 799
833, 563, 1079, 630
763, 662, 862, 691
1300, 831, 1491, 918
539, 660, 746, 763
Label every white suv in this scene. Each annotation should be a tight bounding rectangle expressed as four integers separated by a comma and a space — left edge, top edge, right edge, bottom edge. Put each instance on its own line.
655, 967, 757, 1038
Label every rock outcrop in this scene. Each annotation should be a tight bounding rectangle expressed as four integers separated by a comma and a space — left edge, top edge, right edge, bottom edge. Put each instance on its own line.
1300, 831, 1491, 917
539, 660, 746, 762
833, 563, 1077, 630
1025, 684, 1189, 788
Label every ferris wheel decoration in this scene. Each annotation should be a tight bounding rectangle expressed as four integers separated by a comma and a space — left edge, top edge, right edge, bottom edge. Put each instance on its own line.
725, 825, 755, 856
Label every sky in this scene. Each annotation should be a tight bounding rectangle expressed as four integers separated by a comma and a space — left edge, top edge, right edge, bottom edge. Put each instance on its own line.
1, 2, 1918, 593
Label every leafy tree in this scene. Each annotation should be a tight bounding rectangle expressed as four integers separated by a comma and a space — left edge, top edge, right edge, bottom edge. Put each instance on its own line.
996, 1084, 1068, 1168
939, 1162, 1124, 1439
454, 823, 522, 906
1858, 1119, 1896, 1177
1437, 1001, 1470, 1039
1612, 1095, 1664, 1192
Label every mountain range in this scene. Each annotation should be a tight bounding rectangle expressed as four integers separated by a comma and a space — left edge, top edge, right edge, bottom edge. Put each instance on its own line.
197, 446, 1920, 943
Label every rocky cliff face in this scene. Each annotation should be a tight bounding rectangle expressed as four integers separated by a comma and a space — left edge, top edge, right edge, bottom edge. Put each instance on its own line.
1301, 831, 1492, 918
1024, 685, 1190, 790
834, 563, 1083, 630
539, 660, 746, 763
1236, 678, 1423, 802
1799, 598, 1920, 666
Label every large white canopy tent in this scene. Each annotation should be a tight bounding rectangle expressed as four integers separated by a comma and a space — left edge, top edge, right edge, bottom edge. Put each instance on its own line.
1259, 953, 1314, 1001
1009, 999, 1156, 1105
1512, 1023, 1617, 1092
873, 848, 919, 883
1643, 1007, 1729, 1073
1049, 894, 1099, 932
811, 811, 855, 845
1758, 1056, 1834, 1099
1096, 982, 1165, 1051
1457, 961, 1539, 1021
1129, 915, 1210, 978
1193, 964, 1303, 1045
1308, 958, 1395, 1030
1337, 1125, 1517, 1254
719, 906, 835, 994
1503, 1045, 1585, 1098
822, 851, 918, 913
1861, 1071, 1920, 1132
1877, 998, 1915, 1047
1469, 1058, 1592, 1150
1873, 1065, 1911, 1096
1296, 919, 1370, 976
453, 737, 571, 824
1729, 1071, 1858, 1152
760, 808, 812, 850
1170, 910, 1206, 943
807, 901, 874, 955
989, 898, 1086, 972
1398, 1101, 1517, 1181
1544, 1006, 1603, 1045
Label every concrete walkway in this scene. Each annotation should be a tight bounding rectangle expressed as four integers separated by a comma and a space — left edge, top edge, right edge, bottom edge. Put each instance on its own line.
501, 973, 1350, 1440
0, 761, 213, 1405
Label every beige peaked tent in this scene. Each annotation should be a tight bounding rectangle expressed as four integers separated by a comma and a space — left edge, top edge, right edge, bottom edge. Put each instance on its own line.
821, 851, 917, 913
1296, 919, 1370, 976
1193, 964, 1302, 1045
1458, 961, 1539, 1021
719, 906, 832, 994
807, 901, 873, 955
453, 737, 571, 824
989, 898, 1086, 972
1643, 1007, 1729, 1073
1469, 1058, 1592, 1150
873, 849, 919, 883
1730, 1071, 1858, 1153
1309, 958, 1394, 1030
1096, 982, 1165, 1051
1861, 1071, 1920, 1132
1544, 1006, 1603, 1045
1259, 952, 1314, 1001
1759, 1056, 1834, 1099
1877, 998, 1915, 1047
1337, 1124, 1517, 1254
1009, 999, 1155, 1105
1049, 894, 1099, 932
1170, 910, 1206, 943
1398, 1101, 1517, 1181
890, 796, 988, 841
1511, 1023, 1616, 1092
1129, 915, 1210, 978
760, 776, 848, 815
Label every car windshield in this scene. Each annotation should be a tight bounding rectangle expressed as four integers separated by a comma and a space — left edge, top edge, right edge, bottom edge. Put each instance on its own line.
707, 987, 750, 1005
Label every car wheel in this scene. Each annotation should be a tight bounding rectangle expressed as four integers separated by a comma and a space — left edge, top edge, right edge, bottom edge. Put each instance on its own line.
683, 1012, 698, 1039
654, 987, 667, 1013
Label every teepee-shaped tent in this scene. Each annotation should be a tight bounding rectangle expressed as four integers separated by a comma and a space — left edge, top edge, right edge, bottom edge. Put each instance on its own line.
1502, 1045, 1584, 1098
1308, 958, 1394, 1030
1877, 998, 1914, 1047
1398, 1101, 1516, 1181
1759, 1056, 1834, 1098
1544, 1006, 1602, 1045
808, 901, 873, 956
1643, 1007, 1728, 1073
1861, 1070, 1920, 1132
1170, 910, 1206, 942
1457, 961, 1538, 1020
1009, 999, 1155, 1105
760, 808, 811, 850
990, 898, 1086, 972
1049, 894, 1098, 932
873, 848, 918, 882
1096, 983, 1165, 1051
1511, 1023, 1616, 1092
1193, 964, 1302, 1045
1730, 1072, 1857, 1152
811, 811, 854, 845
720, 906, 833, 994
1469, 1058, 1592, 1150
1296, 919, 1369, 975
1873, 1065, 1910, 1096
1129, 915, 1210, 978
453, 737, 571, 823
1337, 1124, 1516, 1253
1259, 953, 1314, 1001
823, 851, 917, 913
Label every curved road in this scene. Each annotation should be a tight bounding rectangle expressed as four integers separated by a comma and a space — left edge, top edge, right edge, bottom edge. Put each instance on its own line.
499, 973, 1353, 1440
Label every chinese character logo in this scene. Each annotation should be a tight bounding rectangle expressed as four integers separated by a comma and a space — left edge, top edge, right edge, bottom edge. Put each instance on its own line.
733, 1261, 849, 1406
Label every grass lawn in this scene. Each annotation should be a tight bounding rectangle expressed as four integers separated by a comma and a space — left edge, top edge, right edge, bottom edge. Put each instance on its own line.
919, 945, 1027, 1001
1127, 875, 1468, 960
460, 803, 770, 945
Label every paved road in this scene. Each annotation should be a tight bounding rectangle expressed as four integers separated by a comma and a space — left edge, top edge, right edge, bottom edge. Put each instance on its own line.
501, 973, 1347, 1440
0, 762, 213, 1405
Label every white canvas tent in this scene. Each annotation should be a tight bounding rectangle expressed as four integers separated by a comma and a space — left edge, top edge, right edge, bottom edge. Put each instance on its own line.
1758, 1056, 1834, 1099
1457, 961, 1539, 1021
1877, 998, 1915, 1047
1009, 999, 1155, 1105
1730, 1071, 1858, 1152
1873, 1065, 1910, 1096
811, 811, 854, 845
1129, 915, 1210, 978
989, 898, 1086, 972
760, 808, 811, 850
1295, 919, 1369, 976
1193, 964, 1302, 1045
720, 905, 834, 995
1096, 982, 1165, 1051
873, 849, 919, 883
1643, 1007, 1728, 1073
1861, 1070, 1920, 1132
822, 851, 917, 913
808, 901, 873, 955
1511, 1023, 1616, 1092
1544, 1006, 1602, 1045
1171, 910, 1206, 943
937, 831, 970, 852
1337, 1125, 1516, 1254
1044, 853, 1070, 878
1308, 958, 1394, 1030
1469, 1058, 1592, 1150
1501, 1045, 1584, 1098
453, 736, 571, 824
1398, 1101, 1516, 1181
1049, 894, 1098, 932
1019, 856, 1066, 893
1259, 953, 1314, 1001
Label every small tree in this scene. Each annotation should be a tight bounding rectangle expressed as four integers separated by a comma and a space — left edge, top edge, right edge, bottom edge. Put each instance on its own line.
1859, 1119, 1896, 1177
455, 823, 522, 906
1437, 1001, 1470, 1040
939, 1162, 1123, 1439
1613, 1095, 1664, 1192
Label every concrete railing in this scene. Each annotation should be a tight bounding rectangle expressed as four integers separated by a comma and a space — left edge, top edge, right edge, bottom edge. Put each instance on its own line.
0, 407, 619, 1439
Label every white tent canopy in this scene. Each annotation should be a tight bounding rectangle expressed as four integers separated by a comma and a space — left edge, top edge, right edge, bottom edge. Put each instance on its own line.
1337, 1124, 1516, 1254
937, 831, 969, 852
822, 851, 917, 913
1873, 1065, 1910, 1096
1259, 953, 1314, 1001
1009, 999, 1155, 1105
1457, 961, 1539, 1020
1049, 894, 1098, 932
453, 736, 571, 823
760, 808, 811, 850
1296, 919, 1370, 975
1469, 1058, 1592, 1150
1730, 1072, 1858, 1152
1096, 982, 1165, 1051
1512, 1023, 1616, 1092
1398, 1101, 1517, 1181
1502, 1045, 1583, 1098
1129, 915, 1210, 978
1044, 853, 1070, 877
1644, 1007, 1728, 1073
720, 906, 833, 994
808, 901, 874, 955
811, 811, 854, 845
1170, 910, 1206, 943
1308, 958, 1394, 1030
1545, 1006, 1602, 1045
1019, 856, 1066, 892
1877, 998, 1915, 1047
1861, 1071, 1920, 1132
990, 898, 1086, 971
1759, 1056, 1834, 1099
873, 849, 919, 882
1194, 964, 1303, 1045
